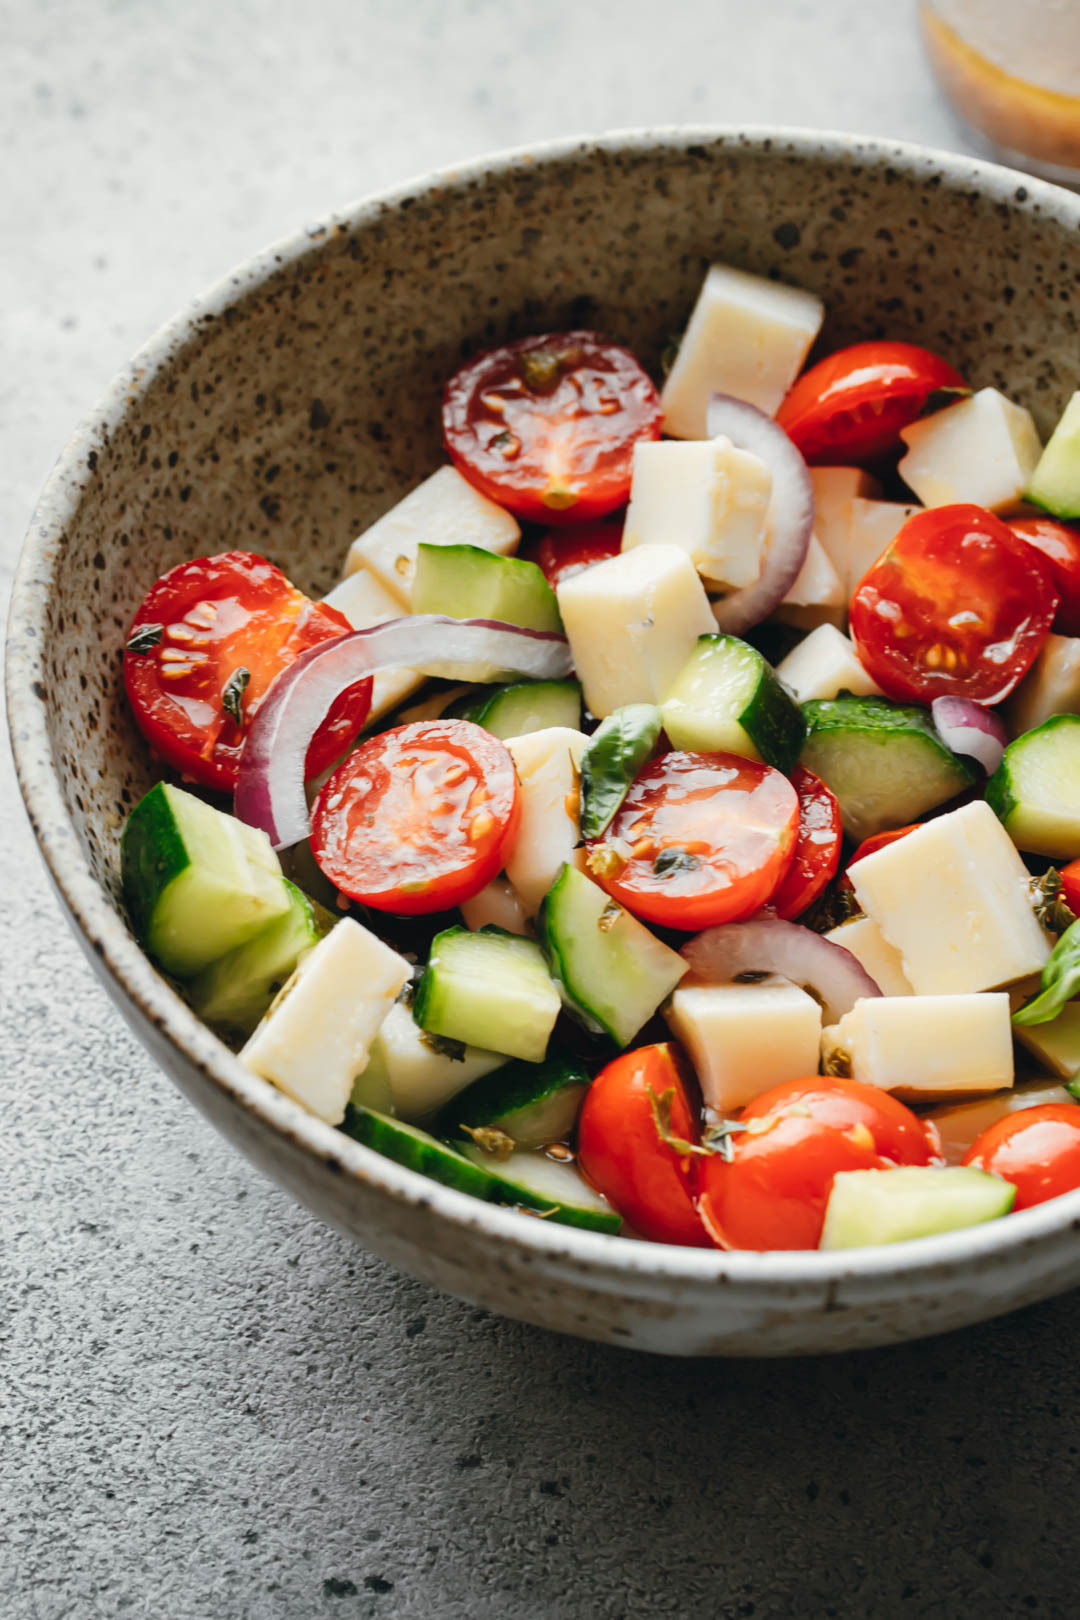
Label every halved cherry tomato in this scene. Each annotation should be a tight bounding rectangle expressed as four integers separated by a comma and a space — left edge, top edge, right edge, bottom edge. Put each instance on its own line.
1009, 515, 1080, 637
695, 1077, 940, 1250
442, 331, 662, 524
963, 1104, 1080, 1210
530, 519, 624, 590
123, 551, 370, 793
576, 1043, 714, 1247
769, 766, 843, 920
775, 341, 968, 465
310, 721, 519, 914
849, 504, 1059, 704
838, 822, 921, 891
587, 751, 800, 930
1060, 858, 1080, 917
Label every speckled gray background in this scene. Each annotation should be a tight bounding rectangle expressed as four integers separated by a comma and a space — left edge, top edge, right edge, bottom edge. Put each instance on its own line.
5, 2, 1080, 1616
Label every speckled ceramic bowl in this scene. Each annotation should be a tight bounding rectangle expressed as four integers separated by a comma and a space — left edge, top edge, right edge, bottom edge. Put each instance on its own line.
10, 129, 1080, 1355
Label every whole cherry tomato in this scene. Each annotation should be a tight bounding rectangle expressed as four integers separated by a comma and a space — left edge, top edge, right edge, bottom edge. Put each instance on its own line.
775, 340, 967, 465
123, 552, 370, 794
587, 750, 800, 930
769, 766, 843, 921
1009, 515, 1080, 637
311, 721, 520, 914
576, 1043, 714, 1247
963, 1104, 1080, 1210
849, 504, 1059, 704
442, 332, 662, 524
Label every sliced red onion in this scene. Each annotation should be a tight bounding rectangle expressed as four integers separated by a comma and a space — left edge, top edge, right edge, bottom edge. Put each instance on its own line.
931, 696, 1007, 775
681, 916, 881, 1025
705, 393, 814, 634
235, 615, 572, 850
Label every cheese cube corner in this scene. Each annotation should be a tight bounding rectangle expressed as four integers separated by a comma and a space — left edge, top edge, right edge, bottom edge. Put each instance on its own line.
664, 974, 822, 1112
835, 993, 1014, 1099
823, 916, 912, 997
898, 388, 1042, 514
661, 264, 824, 437
776, 623, 883, 705
556, 545, 715, 717
623, 437, 770, 590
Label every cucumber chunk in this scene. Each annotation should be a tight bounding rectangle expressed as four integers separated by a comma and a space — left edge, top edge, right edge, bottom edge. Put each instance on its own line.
538, 864, 686, 1047
188, 879, 334, 1040
579, 704, 663, 840
436, 1050, 589, 1148
412, 543, 562, 632
986, 714, 1080, 858
820, 1166, 1015, 1249
801, 694, 974, 842
1028, 391, 1080, 520
343, 1107, 620, 1232
447, 679, 582, 738
456, 1143, 621, 1233
662, 634, 805, 773
121, 782, 290, 978
412, 926, 561, 1063
351, 999, 507, 1120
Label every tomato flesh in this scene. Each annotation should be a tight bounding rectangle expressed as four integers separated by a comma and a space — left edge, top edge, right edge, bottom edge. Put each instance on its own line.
769, 766, 843, 921
695, 1076, 938, 1251
849, 504, 1059, 704
310, 721, 519, 914
588, 750, 800, 930
123, 551, 370, 793
1061, 858, 1080, 917
963, 1104, 1080, 1210
530, 520, 624, 590
442, 331, 662, 524
576, 1044, 714, 1247
776, 340, 967, 465
1009, 515, 1080, 637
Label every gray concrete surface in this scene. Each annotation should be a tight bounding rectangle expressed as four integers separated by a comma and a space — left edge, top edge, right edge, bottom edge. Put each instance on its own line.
4, 2, 1079, 1615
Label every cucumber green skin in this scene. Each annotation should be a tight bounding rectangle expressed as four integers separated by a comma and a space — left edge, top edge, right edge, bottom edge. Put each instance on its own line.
412, 543, 562, 633
188, 881, 334, 1042
121, 781, 187, 947
663, 634, 805, 775
342, 1106, 620, 1232
986, 714, 1080, 855
412, 924, 560, 1063
435, 1050, 590, 1146
446, 679, 582, 739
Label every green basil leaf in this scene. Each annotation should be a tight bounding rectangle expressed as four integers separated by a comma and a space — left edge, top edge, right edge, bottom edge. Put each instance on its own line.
1013, 917, 1080, 1027
579, 704, 663, 840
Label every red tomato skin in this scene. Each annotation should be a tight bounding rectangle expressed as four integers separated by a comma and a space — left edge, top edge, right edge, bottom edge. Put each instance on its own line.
740, 1077, 943, 1169
1060, 858, 1080, 917
442, 331, 662, 525
124, 551, 369, 793
310, 721, 519, 915
531, 520, 624, 590
776, 341, 967, 465
849, 504, 1059, 705
963, 1104, 1080, 1210
769, 766, 843, 921
1010, 516, 1080, 637
591, 751, 800, 931
695, 1114, 890, 1251
576, 1044, 714, 1247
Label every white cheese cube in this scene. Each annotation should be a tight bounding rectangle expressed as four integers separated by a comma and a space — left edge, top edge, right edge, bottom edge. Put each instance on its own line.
622, 436, 771, 589
460, 874, 531, 936
1009, 978, 1080, 1080
841, 499, 921, 596
898, 388, 1042, 514
828, 994, 1014, 1099
1005, 633, 1080, 736
556, 545, 715, 718
241, 919, 411, 1124
345, 466, 520, 605
774, 535, 846, 631
353, 1000, 506, 1120
502, 728, 588, 915
322, 568, 424, 723
661, 264, 825, 436
850, 800, 1050, 994
810, 467, 882, 568
776, 623, 883, 704
824, 917, 913, 997
664, 974, 822, 1112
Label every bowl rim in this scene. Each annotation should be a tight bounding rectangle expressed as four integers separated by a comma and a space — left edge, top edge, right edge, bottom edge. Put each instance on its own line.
10, 122, 1080, 1293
